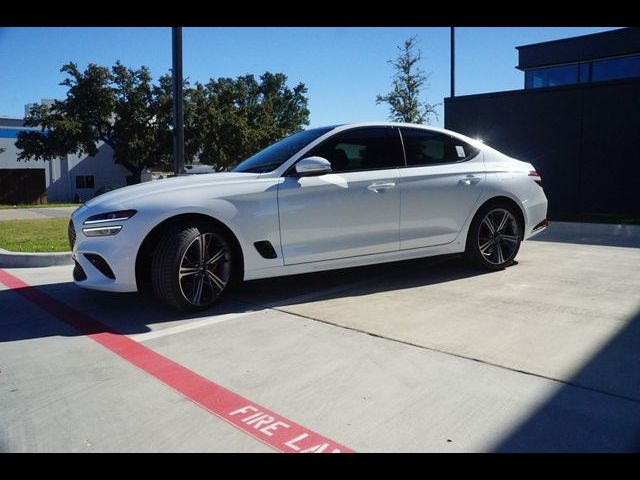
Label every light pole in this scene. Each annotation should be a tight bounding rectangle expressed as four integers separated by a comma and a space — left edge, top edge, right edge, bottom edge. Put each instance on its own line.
172, 27, 185, 175
450, 27, 455, 98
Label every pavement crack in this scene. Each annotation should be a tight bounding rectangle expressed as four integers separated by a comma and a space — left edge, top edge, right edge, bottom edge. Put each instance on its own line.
232, 297, 640, 407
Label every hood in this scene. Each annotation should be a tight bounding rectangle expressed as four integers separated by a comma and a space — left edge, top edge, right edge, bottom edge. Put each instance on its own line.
84, 172, 260, 210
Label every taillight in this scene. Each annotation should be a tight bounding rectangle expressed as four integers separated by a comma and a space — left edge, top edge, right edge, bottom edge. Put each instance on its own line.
529, 170, 543, 188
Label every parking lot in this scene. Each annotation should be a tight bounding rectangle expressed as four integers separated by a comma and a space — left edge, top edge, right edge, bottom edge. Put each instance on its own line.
1, 223, 640, 452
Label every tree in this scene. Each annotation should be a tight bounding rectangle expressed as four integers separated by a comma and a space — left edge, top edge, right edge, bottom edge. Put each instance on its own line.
16, 62, 310, 180
185, 73, 310, 169
16, 62, 170, 182
376, 36, 439, 124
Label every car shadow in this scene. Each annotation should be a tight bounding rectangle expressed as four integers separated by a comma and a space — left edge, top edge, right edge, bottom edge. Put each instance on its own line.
232, 254, 493, 308
0, 254, 490, 343
491, 307, 640, 452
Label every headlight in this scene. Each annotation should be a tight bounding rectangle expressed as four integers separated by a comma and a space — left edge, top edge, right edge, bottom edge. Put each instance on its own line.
83, 210, 137, 225
82, 225, 123, 237
81, 209, 135, 237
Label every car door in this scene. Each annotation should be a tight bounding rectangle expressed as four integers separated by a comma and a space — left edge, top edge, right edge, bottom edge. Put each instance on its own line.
399, 128, 485, 249
278, 126, 403, 265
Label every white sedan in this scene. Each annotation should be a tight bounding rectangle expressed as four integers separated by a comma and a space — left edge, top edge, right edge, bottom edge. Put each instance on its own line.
69, 122, 548, 310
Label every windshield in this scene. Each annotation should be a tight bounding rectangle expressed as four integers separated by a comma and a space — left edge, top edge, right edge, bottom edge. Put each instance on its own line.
232, 127, 335, 173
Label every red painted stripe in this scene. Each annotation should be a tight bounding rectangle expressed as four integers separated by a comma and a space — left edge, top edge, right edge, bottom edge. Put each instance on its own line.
0, 269, 353, 453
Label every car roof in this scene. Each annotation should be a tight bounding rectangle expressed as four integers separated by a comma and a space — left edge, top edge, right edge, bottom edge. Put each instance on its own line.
322, 122, 483, 148
334, 121, 449, 133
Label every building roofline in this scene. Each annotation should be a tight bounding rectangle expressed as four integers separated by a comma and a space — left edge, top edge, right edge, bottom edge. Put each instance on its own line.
444, 75, 640, 103
515, 27, 627, 51
515, 27, 640, 71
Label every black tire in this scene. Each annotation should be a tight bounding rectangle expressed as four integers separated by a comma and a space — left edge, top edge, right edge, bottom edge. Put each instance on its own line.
151, 223, 234, 311
465, 202, 522, 271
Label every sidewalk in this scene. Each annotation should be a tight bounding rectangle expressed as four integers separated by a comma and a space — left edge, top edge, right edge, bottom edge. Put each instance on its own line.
0, 206, 77, 221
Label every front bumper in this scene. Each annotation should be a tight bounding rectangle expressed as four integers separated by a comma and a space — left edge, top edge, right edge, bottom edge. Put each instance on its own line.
68, 216, 140, 292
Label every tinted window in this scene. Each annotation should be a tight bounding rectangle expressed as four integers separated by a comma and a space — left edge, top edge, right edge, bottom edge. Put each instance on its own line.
579, 62, 591, 83
592, 55, 640, 82
525, 64, 579, 88
304, 127, 403, 173
75, 175, 95, 188
233, 127, 334, 173
524, 55, 640, 89
400, 128, 478, 166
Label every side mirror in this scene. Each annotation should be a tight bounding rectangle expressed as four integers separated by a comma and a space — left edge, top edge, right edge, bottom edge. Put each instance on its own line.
295, 156, 332, 176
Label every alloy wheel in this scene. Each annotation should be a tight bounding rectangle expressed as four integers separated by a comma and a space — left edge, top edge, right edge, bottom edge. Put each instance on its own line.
477, 208, 520, 266
178, 232, 231, 306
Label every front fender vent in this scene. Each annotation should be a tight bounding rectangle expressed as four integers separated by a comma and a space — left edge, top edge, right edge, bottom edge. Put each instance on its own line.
254, 241, 277, 259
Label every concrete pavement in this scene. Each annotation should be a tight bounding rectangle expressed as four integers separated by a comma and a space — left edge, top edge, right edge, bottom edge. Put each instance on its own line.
1, 223, 639, 452
244, 240, 640, 401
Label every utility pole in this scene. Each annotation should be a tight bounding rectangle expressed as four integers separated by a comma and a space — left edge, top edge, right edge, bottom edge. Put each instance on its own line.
450, 27, 455, 98
172, 26, 185, 175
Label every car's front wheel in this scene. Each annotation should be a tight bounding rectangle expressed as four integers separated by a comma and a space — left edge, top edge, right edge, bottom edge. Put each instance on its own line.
465, 203, 522, 271
151, 224, 233, 311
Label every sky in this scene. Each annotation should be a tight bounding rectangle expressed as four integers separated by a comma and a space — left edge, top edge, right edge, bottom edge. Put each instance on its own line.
0, 27, 620, 127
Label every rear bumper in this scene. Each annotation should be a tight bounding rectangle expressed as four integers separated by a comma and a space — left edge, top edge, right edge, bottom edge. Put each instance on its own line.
527, 218, 548, 239
523, 192, 548, 240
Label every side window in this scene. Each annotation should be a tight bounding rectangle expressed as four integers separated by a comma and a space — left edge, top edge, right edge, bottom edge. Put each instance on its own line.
400, 128, 478, 166
305, 127, 403, 173
75, 175, 95, 189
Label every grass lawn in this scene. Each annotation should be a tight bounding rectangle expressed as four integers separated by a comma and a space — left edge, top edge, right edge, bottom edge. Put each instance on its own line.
0, 203, 78, 210
0, 218, 70, 252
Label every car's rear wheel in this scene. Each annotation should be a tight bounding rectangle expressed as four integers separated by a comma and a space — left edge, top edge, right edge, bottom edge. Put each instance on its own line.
465, 203, 522, 271
151, 224, 233, 311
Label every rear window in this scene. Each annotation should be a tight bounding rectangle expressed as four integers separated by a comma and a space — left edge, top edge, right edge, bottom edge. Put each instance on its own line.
400, 128, 479, 166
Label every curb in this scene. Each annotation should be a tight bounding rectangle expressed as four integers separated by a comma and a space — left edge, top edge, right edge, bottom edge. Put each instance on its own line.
533, 221, 640, 248
0, 248, 73, 268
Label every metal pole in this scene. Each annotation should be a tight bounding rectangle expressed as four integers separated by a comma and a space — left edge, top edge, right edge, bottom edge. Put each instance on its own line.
172, 27, 185, 175
450, 27, 455, 98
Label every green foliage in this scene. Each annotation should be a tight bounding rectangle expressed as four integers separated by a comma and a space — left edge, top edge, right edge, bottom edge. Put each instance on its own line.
376, 36, 440, 124
17, 62, 310, 181
188, 73, 309, 167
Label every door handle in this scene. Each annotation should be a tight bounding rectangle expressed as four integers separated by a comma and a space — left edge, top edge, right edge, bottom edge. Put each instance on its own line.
460, 175, 481, 186
368, 182, 396, 193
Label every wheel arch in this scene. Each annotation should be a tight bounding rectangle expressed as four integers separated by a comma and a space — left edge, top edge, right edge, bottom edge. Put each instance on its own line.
468, 195, 526, 241
135, 213, 245, 291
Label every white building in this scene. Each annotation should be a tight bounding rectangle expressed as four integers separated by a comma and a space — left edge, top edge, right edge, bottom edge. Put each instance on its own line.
0, 100, 131, 204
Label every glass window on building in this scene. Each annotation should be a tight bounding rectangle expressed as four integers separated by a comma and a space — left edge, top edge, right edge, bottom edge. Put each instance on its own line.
76, 175, 95, 189
526, 64, 579, 89
579, 62, 591, 83
591, 55, 640, 82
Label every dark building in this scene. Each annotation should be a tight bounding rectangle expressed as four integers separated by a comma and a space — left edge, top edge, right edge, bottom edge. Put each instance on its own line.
445, 27, 640, 217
